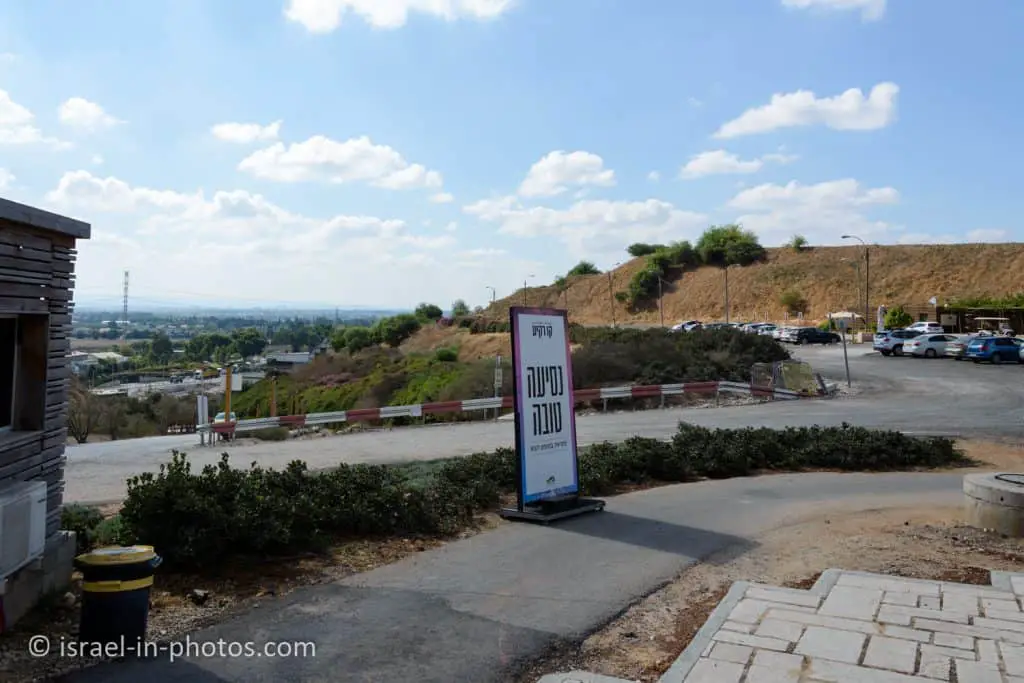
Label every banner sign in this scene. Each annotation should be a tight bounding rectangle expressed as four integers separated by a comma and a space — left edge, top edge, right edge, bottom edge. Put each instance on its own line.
509, 307, 579, 505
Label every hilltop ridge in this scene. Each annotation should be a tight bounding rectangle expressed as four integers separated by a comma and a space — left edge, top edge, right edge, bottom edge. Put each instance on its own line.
485, 243, 1024, 325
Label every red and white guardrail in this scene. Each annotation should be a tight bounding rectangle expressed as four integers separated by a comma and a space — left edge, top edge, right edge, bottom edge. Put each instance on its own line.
201, 381, 811, 436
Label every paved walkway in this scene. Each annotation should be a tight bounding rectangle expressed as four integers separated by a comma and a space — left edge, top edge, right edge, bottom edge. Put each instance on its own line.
544, 569, 1024, 683
63, 475, 964, 683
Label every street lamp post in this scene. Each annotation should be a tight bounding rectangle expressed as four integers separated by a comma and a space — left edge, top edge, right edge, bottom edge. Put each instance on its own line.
724, 266, 731, 324
658, 276, 665, 328
607, 262, 621, 327
485, 286, 496, 304
842, 235, 870, 328
522, 275, 535, 306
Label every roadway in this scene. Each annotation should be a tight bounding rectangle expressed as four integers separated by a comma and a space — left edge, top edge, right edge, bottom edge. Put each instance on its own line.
64, 344, 1024, 504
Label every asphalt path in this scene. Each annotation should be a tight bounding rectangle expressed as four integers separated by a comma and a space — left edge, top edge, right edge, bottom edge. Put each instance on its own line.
64, 473, 965, 683
64, 344, 1022, 504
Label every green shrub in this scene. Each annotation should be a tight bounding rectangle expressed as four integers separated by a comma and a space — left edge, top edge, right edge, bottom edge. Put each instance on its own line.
251, 427, 290, 441
788, 235, 808, 252
61, 504, 105, 554
567, 261, 601, 276
779, 289, 808, 314
884, 306, 914, 330
627, 243, 666, 257
434, 347, 459, 363
95, 515, 127, 547
571, 326, 789, 387
116, 426, 964, 569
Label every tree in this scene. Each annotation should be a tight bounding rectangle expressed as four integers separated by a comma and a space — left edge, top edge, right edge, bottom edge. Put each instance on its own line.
231, 327, 267, 358
374, 314, 422, 347
696, 224, 766, 267
68, 379, 100, 444
150, 332, 174, 364
778, 289, 809, 314
330, 328, 348, 352
566, 261, 601, 276
98, 397, 128, 441
451, 299, 470, 317
788, 235, 808, 252
344, 327, 375, 352
884, 306, 914, 330
627, 243, 666, 258
414, 303, 444, 322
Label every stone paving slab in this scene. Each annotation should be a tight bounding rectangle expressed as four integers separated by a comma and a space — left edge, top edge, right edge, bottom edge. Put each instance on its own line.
540, 568, 1024, 683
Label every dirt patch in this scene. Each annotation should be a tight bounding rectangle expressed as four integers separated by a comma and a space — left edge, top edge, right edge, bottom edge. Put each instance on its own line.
953, 439, 1024, 472
515, 505, 1024, 683
0, 515, 501, 683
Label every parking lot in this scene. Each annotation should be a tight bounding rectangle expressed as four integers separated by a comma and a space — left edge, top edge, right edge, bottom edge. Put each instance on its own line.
791, 341, 1024, 399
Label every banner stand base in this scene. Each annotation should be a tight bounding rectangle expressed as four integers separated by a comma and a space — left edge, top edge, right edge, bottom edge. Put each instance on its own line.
500, 497, 605, 524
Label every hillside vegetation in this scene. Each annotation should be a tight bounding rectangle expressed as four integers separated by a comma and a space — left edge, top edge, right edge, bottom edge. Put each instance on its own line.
486, 243, 1024, 326
230, 327, 787, 419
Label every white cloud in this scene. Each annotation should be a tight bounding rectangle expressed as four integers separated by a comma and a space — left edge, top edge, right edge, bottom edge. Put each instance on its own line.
967, 229, 1009, 243
211, 120, 282, 143
284, 0, 516, 32
781, 0, 886, 21
430, 192, 455, 204
680, 150, 797, 179
727, 178, 900, 245
0, 53, 16, 64
58, 97, 123, 131
0, 89, 68, 148
91, 154, 104, 165
466, 195, 707, 258
444, 221, 458, 232
687, 97, 703, 108
48, 170, 536, 308
0, 168, 14, 189
518, 150, 616, 198
238, 135, 444, 190
648, 171, 660, 182
714, 82, 899, 138
896, 232, 957, 245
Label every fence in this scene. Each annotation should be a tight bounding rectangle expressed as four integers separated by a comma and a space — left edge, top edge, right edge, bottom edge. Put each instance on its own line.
199, 380, 820, 438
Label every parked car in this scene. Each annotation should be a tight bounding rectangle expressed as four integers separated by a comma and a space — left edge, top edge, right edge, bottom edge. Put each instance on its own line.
213, 411, 238, 423
757, 324, 778, 336
873, 329, 923, 356
671, 320, 701, 332
905, 321, 944, 334
905, 334, 960, 358
788, 327, 840, 345
945, 338, 970, 360
965, 336, 1022, 364
773, 326, 793, 340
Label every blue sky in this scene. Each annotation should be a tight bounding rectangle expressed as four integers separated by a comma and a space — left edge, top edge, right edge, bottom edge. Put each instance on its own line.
0, 0, 1020, 308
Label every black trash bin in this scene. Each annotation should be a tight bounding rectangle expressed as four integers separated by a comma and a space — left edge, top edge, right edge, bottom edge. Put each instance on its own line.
74, 545, 162, 645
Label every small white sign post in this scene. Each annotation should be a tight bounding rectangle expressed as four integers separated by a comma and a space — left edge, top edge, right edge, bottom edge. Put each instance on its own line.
500, 307, 605, 523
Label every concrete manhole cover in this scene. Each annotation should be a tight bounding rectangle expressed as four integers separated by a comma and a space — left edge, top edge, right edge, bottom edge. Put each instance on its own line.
995, 473, 1024, 486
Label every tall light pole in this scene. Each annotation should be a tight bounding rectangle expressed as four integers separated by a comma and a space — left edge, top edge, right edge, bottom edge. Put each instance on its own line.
658, 275, 671, 328
522, 275, 535, 306
724, 265, 732, 324
842, 235, 869, 328
607, 262, 621, 327
485, 286, 496, 304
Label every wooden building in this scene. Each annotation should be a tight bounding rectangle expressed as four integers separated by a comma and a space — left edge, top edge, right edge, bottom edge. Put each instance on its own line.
0, 197, 90, 629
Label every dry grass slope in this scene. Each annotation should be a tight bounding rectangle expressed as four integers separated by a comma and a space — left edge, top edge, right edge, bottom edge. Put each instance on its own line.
486, 243, 1024, 325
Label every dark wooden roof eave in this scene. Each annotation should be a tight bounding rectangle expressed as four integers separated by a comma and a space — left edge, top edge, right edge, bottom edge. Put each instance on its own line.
0, 197, 91, 240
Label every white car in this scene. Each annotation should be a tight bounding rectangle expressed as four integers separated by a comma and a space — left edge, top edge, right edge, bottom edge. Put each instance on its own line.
905, 321, 944, 334
757, 324, 778, 336
904, 334, 960, 358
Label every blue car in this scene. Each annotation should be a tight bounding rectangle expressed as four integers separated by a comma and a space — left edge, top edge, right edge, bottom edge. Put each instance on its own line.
964, 336, 1022, 364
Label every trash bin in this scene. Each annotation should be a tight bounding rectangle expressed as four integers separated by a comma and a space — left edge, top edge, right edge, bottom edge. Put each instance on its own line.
74, 545, 162, 645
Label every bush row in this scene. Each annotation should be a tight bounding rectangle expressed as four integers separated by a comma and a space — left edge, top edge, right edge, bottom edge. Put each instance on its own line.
90, 424, 965, 569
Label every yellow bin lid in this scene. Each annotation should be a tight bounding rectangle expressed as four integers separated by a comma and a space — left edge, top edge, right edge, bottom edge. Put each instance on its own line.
76, 545, 157, 566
